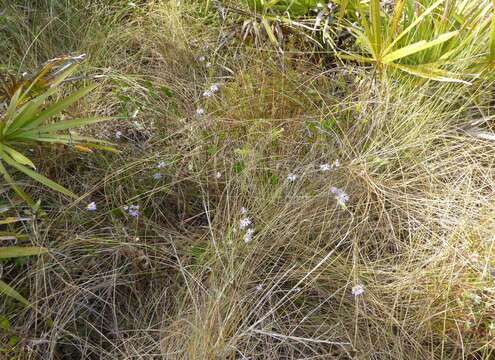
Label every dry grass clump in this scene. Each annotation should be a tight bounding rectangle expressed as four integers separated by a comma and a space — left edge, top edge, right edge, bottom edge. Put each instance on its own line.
1, 1, 495, 359
158, 64, 495, 358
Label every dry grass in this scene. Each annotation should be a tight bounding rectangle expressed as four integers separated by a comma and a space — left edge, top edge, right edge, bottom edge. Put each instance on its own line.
1, 0, 495, 359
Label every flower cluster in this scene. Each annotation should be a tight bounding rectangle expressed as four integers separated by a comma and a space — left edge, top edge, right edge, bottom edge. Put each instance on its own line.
196, 108, 205, 117
352, 284, 364, 297
86, 202, 97, 211
202, 83, 221, 98
319, 163, 331, 172
152, 161, 168, 181
196, 52, 222, 116
239, 217, 252, 230
331, 186, 349, 206
123, 205, 140, 218
287, 173, 298, 182
202, 90, 213, 98
244, 228, 254, 243
319, 159, 340, 172
239, 207, 255, 243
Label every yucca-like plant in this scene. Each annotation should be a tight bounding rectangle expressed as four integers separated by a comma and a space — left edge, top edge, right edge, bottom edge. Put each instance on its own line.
0, 56, 114, 208
0, 204, 46, 306
337, 0, 491, 82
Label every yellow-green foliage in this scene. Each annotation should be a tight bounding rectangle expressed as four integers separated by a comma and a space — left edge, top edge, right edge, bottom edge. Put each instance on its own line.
0, 57, 114, 207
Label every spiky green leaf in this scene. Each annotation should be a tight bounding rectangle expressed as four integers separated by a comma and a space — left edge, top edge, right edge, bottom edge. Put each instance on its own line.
0, 280, 30, 306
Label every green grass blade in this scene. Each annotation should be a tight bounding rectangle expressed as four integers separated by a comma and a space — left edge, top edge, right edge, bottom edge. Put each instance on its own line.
23, 84, 97, 130
19, 116, 112, 136
0, 217, 30, 225
1, 151, 77, 199
0, 280, 30, 306
3, 87, 23, 133
0, 144, 36, 169
382, 31, 458, 64
383, 0, 446, 56
0, 246, 47, 259
337, 53, 376, 63
14, 134, 114, 145
0, 232, 20, 241
354, 1, 374, 58
261, 16, 279, 47
0, 160, 36, 208
388, 0, 406, 42
391, 63, 470, 84
370, 0, 382, 57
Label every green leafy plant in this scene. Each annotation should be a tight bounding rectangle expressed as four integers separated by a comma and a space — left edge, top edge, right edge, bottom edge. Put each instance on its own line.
338, 0, 490, 82
0, 57, 115, 207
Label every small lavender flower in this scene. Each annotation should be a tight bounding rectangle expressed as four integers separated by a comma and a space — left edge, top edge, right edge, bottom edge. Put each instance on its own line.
115, 130, 122, 140
86, 202, 97, 211
153, 173, 162, 180
240, 207, 248, 214
157, 161, 166, 169
202, 90, 214, 98
331, 186, 349, 205
215, 171, 222, 179
198, 55, 206, 62
319, 163, 331, 172
352, 284, 364, 297
239, 217, 252, 230
287, 173, 298, 182
210, 83, 220, 93
124, 205, 140, 218
196, 108, 205, 117
255, 284, 263, 291
244, 228, 254, 243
